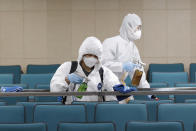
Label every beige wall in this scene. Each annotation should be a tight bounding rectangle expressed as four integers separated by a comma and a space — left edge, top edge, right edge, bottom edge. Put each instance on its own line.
0, 0, 195, 72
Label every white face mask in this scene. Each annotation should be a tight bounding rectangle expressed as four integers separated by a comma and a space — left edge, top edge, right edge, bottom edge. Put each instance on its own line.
83, 56, 98, 68
132, 30, 141, 40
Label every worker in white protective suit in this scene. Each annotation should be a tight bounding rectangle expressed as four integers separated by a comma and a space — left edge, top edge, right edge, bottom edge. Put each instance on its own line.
102, 14, 156, 103
50, 37, 136, 104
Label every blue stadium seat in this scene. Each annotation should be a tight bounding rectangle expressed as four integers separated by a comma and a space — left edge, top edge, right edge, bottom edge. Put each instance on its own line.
0, 101, 7, 106
0, 74, 13, 84
129, 100, 174, 121
72, 101, 118, 122
134, 83, 169, 100
0, 123, 46, 131
190, 63, 196, 82
20, 74, 54, 89
34, 84, 58, 102
27, 64, 60, 74
58, 123, 115, 131
0, 84, 28, 105
33, 105, 86, 131
158, 103, 196, 131
175, 83, 196, 103
0, 65, 22, 83
152, 72, 188, 86
185, 99, 196, 103
95, 104, 147, 131
16, 102, 62, 123
0, 106, 24, 123
126, 121, 183, 131
147, 63, 184, 82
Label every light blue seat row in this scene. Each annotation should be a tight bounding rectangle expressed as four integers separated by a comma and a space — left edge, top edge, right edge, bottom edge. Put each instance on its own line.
0, 65, 22, 84
0, 123, 46, 131
16, 102, 62, 123
0, 84, 28, 105
185, 99, 196, 103
34, 84, 58, 102
58, 123, 115, 131
175, 83, 196, 103
129, 100, 174, 121
158, 103, 196, 131
72, 101, 118, 122
0, 74, 14, 84
134, 82, 168, 100
0, 106, 24, 123
20, 74, 54, 89
126, 121, 184, 131
147, 63, 184, 82
95, 104, 147, 131
27, 64, 60, 74
33, 105, 86, 131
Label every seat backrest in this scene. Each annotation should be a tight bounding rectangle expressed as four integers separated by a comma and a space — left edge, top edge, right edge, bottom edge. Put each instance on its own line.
185, 99, 196, 103
158, 103, 196, 131
27, 64, 60, 74
33, 105, 86, 131
0, 65, 22, 83
126, 121, 184, 131
16, 102, 62, 123
34, 84, 58, 102
0, 84, 28, 105
175, 83, 196, 103
0, 106, 24, 123
129, 100, 174, 121
190, 63, 196, 82
58, 123, 115, 131
148, 63, 184, 82
20, 74, 53, 89
0, 123, 46, 131
95, 104, 147, 131
152, 72, 188, 87
72, 101, 118, 122
0, 74, 14, 84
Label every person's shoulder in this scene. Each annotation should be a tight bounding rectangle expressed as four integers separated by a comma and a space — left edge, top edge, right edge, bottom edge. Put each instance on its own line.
103, 35, 120, 44
59, 61, 72, 68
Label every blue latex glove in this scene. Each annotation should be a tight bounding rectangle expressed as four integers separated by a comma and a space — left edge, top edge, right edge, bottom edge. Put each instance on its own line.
1, 86, 23, 92
113, 84, 137, 94
57, 96, 63, 102
67, 73, 83, 84
123, 62, 137, 72
113, 84, 137, 101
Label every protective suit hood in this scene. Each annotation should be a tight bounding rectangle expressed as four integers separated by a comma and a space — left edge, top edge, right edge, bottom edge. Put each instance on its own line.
78, 36, 103, 69
120, 13, 142, 42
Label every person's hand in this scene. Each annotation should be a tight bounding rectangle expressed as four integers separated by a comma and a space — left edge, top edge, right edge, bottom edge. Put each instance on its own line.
113, 84, 137, 94
67, 73, 83, 84
123, 62, 137, 72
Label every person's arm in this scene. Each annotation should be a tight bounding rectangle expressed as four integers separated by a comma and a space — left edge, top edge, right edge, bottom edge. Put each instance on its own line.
102, 39, 123, 73
50, 62, 71, 92
102, 67, 120, 101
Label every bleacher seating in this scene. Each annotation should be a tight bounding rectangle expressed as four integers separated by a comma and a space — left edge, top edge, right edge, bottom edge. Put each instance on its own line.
58, 123, 115, 131
95, 104, 147, 131
0, 123, 47, 131
126, 121, 184, 131
147, 63, 184, 82
26, 64, 60, 74
33, 105, 86, 131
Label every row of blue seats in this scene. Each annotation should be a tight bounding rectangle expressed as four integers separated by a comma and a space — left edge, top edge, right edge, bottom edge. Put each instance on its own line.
1, 102, 196, 131
147, 63, 196, 82
0, 64, 60, 83
1, 63, 196, 83
0, 122, 185, 131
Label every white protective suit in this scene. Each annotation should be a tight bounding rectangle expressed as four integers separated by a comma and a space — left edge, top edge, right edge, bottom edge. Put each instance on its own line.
50, 37, 119, 104
102, 14, 150, 89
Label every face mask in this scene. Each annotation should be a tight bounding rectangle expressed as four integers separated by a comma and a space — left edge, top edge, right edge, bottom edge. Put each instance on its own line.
83, 57, 98, 68
132, 30, 141, 40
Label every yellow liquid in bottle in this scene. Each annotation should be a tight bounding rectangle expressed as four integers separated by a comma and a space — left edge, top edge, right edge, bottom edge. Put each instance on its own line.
131, 69, 143, 86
